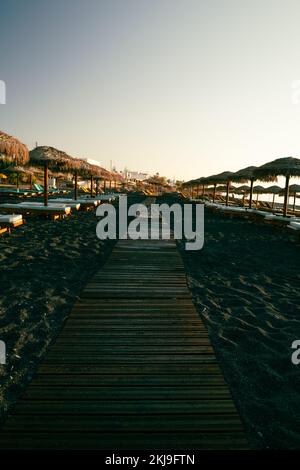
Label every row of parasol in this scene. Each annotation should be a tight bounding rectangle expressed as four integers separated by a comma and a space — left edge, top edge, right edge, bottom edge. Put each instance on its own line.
0, 130, 123, 205
183, 160, 300, 216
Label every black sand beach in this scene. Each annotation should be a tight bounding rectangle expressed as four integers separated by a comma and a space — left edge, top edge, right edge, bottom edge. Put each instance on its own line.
179, 208, 300, 449
0, 207, 115, 424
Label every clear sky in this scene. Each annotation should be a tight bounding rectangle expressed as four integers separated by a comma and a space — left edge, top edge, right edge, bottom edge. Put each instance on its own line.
1, 0, 300, 180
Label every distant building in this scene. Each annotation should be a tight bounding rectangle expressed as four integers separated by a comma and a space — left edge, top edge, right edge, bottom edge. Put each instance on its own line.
81, 157, 103, 168
124, 170, 149, 181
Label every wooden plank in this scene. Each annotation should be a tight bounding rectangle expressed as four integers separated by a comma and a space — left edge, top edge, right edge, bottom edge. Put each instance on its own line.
0, 432, 248, 450
31, 374, 228, 387
22, 386, 232, 400
5, 414, 245, 432
13, 400, 238, 415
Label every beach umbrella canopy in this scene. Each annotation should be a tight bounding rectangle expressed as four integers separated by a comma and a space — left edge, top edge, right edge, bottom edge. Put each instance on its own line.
263, 185, 283, 209
30, 146, 81, 205
204, 171, 234, 184
252, 185, 266, 207
233, 185, 250, 196
76, 160, 102, 178
216, 184, 236, 191
2, 165, 34, 175
231, 166, 257, 183
30, 146, 79, 171
0, 130, 29, 167
231, 166, 256, 207
204, 171, 235, 205
236, 184, 251, 192
282, 183, 300, 193
231, 165, 277, 209
252, 185, 265, 193
279, 184, 300, 212
76, 160, 111, 197
233, 184, 251, 203
2, 165, 34, 189
253, 157, 300, 215
263, 185, 283, 194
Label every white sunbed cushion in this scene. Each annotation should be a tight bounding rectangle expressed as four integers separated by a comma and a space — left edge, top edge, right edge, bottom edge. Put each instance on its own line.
222, 206, 246, 212
264, 215, 291, 222
290, 221, 300, 230
19, 201, 79, 210
50, 198, 99, 206
0, 214, 22, 223
13, 203, 71, 212
22, 204, 70, 211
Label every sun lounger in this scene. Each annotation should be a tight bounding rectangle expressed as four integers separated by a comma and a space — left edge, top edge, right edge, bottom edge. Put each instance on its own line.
246, 209, 268, 217
0, 188, 39, 197
0, 203, 71, 220
289, 221, 300, 230
0, 225, 9, 236
82, 194, 116, 202
49, 198, 100, 210
19, 201, 80, 211
263, 214, 293, 226
33, 184, 69, 195
0, 214, 24, 229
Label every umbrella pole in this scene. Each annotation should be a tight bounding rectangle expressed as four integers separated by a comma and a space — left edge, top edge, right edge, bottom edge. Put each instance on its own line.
16, 174, 19, 190
104, 179, 106, 191
249, 179, 254, 209
256, 192, 259, 207
30, 174, 33, 190
293, 192, 296, 213
225, 181, 230, 206
283, 175, 290, 216
44, 161, 48, 207
213, 183, 216, 203
109, 180, 112, 190
74, 170, 78, 201
272, 193, 275, 210
95, 179, 99, 196
90, 175, 93, 198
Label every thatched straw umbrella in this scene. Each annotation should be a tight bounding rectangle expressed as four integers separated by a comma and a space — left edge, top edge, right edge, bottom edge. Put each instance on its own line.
279, 184, 300, 212
252, 185, 265, 207
193, 177, 207, 198
0, 130, 29, 167
216, 184, 236, 192
29, 146, 80, 205
108, 171, 121, 191
263, 185, 282, 209
231, 166, 257, 208
235, 185, 251, 193
231, 165, 277, 209
253, 157, 300, 216
77, 160, 104, 198
100, 168, 113, 193
233, 184, 251, 204
289, 184, 300, 212
204, 171, 235, 205
2, 165, 34, 189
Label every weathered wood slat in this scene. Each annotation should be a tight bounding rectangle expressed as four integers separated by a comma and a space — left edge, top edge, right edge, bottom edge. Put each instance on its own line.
31, 374, 228, 386
0, 217, 248, 450
5, 414, 244, 432
0, 432, 248, 450
22, 386, 232, 400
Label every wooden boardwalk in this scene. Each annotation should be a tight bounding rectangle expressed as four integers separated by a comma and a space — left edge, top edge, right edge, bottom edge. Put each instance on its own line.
0, 236, 248, 449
